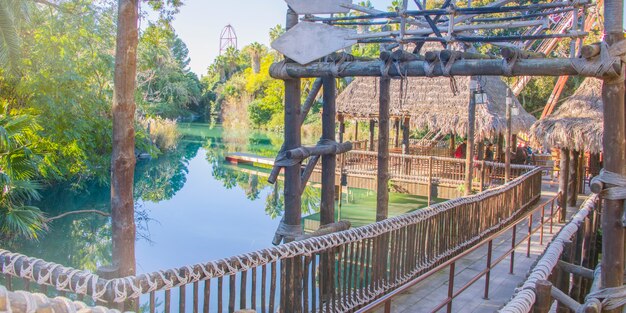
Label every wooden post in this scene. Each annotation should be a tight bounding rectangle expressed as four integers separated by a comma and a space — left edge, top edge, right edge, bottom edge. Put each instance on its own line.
601, 0, 626, 308
465, 83, 477, 195
428, 156, 433, 205
556, 240, 573, 313
505, 89, 512, 183
282, 8, 303, 244
568, 150, 579, 207
449, 135, 456, 157
476, 141, 484, 160
354, 120, 359, 142
111, 0, 138, 280
377, 76, 391, 222
558, 148, 570, 223
402, 117, 410, 154
369, 119, 375, 151
534, 280, 553, 313
321, 77, 336, 226
338, 114, 345, 143
394, 118, 400, 148
497, 133, 504, 162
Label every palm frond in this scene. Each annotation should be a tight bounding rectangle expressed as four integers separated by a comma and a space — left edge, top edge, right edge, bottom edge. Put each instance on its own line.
0, 3, 21, 74
0, 205, 46, 240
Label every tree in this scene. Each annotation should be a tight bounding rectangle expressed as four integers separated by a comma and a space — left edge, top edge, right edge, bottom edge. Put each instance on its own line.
244, 42, 265, 74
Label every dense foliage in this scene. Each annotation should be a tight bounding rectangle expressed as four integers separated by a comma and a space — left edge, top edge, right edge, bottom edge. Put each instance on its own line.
0, 0, 203, 239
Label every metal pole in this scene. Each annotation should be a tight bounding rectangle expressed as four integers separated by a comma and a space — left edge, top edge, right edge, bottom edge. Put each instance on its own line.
505, 89, 512, 183
321, 77, 336, 226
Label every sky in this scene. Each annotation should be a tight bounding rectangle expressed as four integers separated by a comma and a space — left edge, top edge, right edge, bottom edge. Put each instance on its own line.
168, 0, 626, 76
168, 0, 392, 76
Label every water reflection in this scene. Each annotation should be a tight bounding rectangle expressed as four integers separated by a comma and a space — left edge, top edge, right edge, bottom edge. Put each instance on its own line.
6, 123, 428, 274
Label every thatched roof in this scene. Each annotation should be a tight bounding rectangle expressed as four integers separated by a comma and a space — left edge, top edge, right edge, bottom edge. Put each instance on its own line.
530, 78, 603, 154
337, 75, 536, 140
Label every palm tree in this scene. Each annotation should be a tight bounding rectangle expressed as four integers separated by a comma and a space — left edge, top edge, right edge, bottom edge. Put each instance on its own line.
246, 42, 265, 74
0, 103, 45, 240
0, 0, 31, 74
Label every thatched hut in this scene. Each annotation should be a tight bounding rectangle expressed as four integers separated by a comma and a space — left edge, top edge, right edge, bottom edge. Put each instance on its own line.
530, 78, 603, 154
337, 75, 536, 141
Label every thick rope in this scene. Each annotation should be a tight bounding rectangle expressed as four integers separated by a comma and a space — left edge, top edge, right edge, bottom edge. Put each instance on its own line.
593, 169, 626, 201
571, 40, 626, 80
499, 195, 599, 313
0, 285, 121, 313
585, 285, 626, 310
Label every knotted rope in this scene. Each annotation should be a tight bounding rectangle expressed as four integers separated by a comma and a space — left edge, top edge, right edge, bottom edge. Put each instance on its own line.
572, 41, 626, 80
592, 169, 626, 201
585, 285, 626, 311
502, 50, 518, 76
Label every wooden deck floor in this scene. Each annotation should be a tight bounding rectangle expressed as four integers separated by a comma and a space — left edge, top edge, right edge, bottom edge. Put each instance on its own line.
375, 185, 584, 313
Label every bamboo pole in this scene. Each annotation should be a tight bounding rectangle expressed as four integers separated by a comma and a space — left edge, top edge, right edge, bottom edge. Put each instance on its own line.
464, 83, 477, 195
282, 8, 303, 245
600, 0, 626, 307
377, 75, 391, 222
321, 77, 337, 227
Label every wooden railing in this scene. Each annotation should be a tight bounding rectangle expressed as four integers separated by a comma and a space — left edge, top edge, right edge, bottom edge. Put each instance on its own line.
500, 195, 602, 313
1, 167, 543, 312
342, 150, 533, 189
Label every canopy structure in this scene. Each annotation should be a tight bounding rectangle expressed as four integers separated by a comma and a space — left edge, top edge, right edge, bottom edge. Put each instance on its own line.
530, 78, 603, 154
337, 75, 536, 140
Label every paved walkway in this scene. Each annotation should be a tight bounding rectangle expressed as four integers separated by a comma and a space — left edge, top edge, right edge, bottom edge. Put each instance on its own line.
376, 183, 586, 313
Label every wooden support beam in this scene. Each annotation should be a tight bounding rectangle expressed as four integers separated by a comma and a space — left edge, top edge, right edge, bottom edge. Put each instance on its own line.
440, 50, 495, 61
295, 221, 351, 241
369, 119, 375, 152
269, 58, 621, 79
556, 240, 574, 313
552, 286, 582, 313
402, 117, 410, 154
321, 77, 337, 227
286, 142, 352, 160
300, 155, 320, 193
600, 1, 626, 306
559, 148, 570, 223
338, 114, 345, 143
465, 84, 477, 195
568, 150, 580, 207
394, 118, 400, 148
501, 46, 546, 59
558, 260, 595, 279
281, 8, 303, 246
505, 89, 512, 183
354, 120, 359, 141
534, 280, 553, 313
376, 76, 391, 222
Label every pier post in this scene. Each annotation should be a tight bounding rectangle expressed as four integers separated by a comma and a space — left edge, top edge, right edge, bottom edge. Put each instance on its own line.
568, 150, 579, 207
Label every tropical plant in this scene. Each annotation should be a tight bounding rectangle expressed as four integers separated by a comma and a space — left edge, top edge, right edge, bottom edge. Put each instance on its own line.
0, 102, 45, 240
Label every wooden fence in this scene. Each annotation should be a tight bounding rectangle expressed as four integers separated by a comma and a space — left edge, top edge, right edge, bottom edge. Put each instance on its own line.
1, 167, 542, 312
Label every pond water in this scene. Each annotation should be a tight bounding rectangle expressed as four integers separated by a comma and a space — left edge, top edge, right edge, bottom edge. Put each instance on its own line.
7, 123, 431, 275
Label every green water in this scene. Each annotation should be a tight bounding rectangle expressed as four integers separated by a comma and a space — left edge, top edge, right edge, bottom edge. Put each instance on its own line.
6, 123, 433, 274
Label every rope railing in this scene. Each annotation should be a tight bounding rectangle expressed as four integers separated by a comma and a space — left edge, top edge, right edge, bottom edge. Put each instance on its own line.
499, 194, 600, 313
1, 167, 542, 312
